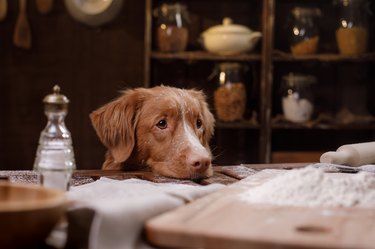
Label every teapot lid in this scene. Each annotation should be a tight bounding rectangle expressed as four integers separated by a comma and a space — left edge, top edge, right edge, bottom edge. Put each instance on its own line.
203, 17, 252, 34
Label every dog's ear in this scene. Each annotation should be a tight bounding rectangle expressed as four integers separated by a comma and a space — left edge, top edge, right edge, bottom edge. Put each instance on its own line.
90, 89, 144, 164
188, 89, 215, 145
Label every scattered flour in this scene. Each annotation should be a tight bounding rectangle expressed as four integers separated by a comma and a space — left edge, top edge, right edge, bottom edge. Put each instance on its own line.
240, 166, 375, 208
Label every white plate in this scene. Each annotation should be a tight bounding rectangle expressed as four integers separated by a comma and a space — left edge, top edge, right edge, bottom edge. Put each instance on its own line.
65, 0, 124, 27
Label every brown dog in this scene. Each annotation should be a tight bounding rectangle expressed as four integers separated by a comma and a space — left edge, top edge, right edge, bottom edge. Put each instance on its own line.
90, 85, 215, 179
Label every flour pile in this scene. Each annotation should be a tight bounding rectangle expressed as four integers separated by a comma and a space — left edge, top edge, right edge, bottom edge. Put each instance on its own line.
240, 167, 375, 208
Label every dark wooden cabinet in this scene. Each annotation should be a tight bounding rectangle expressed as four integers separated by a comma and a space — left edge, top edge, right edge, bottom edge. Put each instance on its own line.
144, 0, 375, 165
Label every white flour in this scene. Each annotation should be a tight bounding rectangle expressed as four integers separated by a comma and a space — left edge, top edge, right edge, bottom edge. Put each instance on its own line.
282, 95, 313, 122
240, 167, 375, 208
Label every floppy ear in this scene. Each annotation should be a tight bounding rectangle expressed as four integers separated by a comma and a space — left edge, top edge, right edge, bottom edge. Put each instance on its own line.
90, 89, 144, 164
188, 89, 215, 145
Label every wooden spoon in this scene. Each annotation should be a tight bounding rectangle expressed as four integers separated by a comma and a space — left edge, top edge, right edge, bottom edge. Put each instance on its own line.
36, 0, 53, 14
13, 0, 32, 49
0, 0, 7, 21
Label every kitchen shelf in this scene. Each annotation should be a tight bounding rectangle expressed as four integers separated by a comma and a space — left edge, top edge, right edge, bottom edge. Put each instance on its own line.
151, 51, 262, 62
272, 123, 375, 130
151, 51, 375, 62
216, 121, 260, 129
144, 0, 375, 164
271, 151, 323, 163
273, 51, 375, 62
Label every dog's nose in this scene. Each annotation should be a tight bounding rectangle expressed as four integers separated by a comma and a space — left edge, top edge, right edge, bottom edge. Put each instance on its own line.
188, 155, 211, 172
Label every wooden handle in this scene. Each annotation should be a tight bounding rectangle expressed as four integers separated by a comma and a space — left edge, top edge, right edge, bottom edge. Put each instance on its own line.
13, 0, 31, 49
36, 0, 53, 14
19, 0, 26, 13
0, 0, 7, 21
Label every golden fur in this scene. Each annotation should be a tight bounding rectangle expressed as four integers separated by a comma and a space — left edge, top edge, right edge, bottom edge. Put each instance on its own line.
90, 86, 215, 179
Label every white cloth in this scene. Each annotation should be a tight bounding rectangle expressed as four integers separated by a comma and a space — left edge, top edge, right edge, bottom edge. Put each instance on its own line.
65, 177, 224, 249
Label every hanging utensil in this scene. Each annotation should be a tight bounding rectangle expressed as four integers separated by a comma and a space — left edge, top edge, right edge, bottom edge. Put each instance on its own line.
13, 0, 32, 49
0, 0, 7, 21
36, 0, 53, 14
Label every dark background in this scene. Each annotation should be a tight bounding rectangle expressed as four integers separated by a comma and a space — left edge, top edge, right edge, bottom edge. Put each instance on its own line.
0, 1, 145, 170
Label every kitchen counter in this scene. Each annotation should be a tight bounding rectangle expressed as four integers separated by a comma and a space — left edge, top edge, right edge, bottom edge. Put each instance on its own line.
0, 163, 308, 187
0, 163, 310, 249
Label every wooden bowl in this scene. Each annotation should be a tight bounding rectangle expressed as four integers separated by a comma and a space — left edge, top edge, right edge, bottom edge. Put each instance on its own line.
0, 181, 66, 248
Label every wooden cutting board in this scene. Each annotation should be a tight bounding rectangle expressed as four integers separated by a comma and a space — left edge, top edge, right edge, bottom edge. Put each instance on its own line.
145, 170, 375, 249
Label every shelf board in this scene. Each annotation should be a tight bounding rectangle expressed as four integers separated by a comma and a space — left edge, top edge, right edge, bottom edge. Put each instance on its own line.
216, 121, 375, 130
271, 151, 323, 164
272, 122, 375, 130
216, 120, 260, 129
151, 51, 261, 62
273, 51, 375, 62
151, 50, 375, 62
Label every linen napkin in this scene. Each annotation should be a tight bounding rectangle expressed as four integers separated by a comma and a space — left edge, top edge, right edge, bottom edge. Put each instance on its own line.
62, 177, 224, 249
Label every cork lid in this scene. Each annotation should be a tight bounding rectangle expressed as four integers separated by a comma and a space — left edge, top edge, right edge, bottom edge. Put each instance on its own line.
292, 7, 321, 19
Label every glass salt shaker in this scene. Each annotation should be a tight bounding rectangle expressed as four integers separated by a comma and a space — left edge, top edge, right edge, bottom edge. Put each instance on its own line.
154, 2, 190, 53
336, 0, 369, 55
281, 73, 316, 123
33, 85, 76, 191
289, 7, 321, 55
213, 62, 247, 122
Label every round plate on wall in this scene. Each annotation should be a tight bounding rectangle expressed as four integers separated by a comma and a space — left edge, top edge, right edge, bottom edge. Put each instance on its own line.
64, 0, 124, 27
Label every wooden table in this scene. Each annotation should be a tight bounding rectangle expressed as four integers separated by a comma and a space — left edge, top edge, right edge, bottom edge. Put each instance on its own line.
4, 163, 375, 249
0, 163, 308, 187
0, 163, 309, 249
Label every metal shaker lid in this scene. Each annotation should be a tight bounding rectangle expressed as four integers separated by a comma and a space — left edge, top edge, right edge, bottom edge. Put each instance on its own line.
43, 85, 69, 105
43, 85, 69, 112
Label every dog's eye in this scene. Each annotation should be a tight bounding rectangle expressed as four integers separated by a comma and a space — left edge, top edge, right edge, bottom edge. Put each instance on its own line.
196, 119, 203, 129
156, 119, 168, 129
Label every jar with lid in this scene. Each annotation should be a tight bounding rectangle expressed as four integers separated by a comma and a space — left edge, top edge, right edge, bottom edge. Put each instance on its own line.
154, 3, 189, 53
289, 7, 321, 55
213, 62, 247, 122
281, 73, 316, 123
335, 0, 369, 55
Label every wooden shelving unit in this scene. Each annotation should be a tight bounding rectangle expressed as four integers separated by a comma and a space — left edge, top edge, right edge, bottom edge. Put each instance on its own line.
144, 0, 375, 165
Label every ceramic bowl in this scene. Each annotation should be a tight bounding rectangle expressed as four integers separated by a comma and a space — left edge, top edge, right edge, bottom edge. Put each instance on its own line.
0, 181, 66, 248
65, 0, 124, 27
201, 17, 262, 55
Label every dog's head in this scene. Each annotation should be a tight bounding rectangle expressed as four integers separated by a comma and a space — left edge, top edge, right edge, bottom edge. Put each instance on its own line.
90, 86, 215, 179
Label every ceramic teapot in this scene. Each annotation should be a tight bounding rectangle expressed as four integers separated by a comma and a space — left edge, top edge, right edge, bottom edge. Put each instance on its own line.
201, 17, 262, 55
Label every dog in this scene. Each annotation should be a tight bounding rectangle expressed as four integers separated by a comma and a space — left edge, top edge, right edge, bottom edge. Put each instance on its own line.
90, 85, 215, 179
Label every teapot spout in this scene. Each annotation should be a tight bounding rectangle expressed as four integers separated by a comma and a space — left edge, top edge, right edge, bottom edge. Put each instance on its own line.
250, 31, 262, 41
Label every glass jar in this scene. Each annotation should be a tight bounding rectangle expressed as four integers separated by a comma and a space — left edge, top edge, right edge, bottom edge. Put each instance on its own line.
281, 73, 316, 123
289, 7, 321, 55
154, 3, 189, 53
213, 62, 247, 122
33, 85, 76, 191
336, 0, 369, 55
